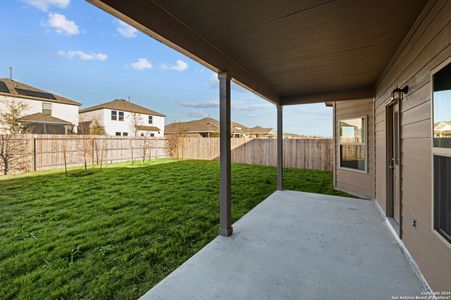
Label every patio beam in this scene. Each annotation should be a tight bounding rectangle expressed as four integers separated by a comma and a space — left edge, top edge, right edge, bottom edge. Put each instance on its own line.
281, 87, 374, 105
218, 72, 233, 237
277, 105, 283, 190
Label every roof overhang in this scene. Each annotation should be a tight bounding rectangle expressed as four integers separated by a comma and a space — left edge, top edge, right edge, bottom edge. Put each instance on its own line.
87, 0, 427, 105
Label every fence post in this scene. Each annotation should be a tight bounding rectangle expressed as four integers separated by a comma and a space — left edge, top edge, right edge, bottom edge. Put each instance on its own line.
32, 137, 37, 172
91, 138, 95, 164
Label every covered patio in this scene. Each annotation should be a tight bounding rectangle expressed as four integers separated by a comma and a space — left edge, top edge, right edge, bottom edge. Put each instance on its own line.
142, 191, 425, 299
86, 0, 450, 295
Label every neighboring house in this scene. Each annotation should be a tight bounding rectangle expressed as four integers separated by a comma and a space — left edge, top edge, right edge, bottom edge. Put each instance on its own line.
79, 99, 165, 137
165, 117, 273, 138
434, 121, 451, 137
0, 78, 80, 134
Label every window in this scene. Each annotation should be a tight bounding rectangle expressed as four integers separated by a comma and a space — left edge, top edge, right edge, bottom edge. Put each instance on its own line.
118, 111, 124, 121
432, 61, 451, 244
42, 102, 52, 115
141, 133, 145, 137
115, 132, 121, 136
111, 110, 117, 121
122, 132, 128, 136
433, 156, 451, 244
148, 116, 153, 124
338, 117, 366, 171
150, 133, 155, 137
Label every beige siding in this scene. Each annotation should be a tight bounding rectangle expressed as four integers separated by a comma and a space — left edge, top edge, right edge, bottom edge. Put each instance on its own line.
374, 0, 451, 291
334, 98, 375, 199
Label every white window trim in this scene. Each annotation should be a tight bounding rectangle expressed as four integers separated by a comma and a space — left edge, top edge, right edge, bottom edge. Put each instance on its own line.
337, 115, 368, 174
430, 56, 451, 249
111, 110, 118, 121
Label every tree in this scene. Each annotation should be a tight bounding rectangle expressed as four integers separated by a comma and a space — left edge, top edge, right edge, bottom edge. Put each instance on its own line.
0, 100, 28, 134
129, 113, 142, 137
90, 119, 105, 135
165, 133, 184, 158
0, 100, 29, 175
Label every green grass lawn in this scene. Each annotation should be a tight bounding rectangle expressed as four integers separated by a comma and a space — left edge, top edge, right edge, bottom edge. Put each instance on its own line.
0, 160, 350, 299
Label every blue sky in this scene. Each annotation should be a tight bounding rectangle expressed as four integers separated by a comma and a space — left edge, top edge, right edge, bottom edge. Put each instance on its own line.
0, 0, 333, 136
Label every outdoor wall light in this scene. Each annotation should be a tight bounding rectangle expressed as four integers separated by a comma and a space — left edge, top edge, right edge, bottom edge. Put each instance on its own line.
391, 85, 409, 101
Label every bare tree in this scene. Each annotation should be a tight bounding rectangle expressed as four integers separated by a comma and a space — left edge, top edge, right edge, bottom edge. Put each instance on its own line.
129, 113, 142, 137
0, 100, 29, 175
165, 133, 184, 158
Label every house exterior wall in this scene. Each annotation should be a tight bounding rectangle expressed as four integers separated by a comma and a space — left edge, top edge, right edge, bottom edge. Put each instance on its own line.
334, 99, 375, 199
80, 108, 165, 137
0, 94, 79, 131
373, 0, 451, 291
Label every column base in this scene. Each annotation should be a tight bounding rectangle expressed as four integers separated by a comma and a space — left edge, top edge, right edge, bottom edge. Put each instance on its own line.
219, 226, 233, 236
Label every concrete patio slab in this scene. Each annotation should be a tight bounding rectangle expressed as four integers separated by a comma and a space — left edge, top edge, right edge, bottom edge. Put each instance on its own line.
141, 191, 425, 300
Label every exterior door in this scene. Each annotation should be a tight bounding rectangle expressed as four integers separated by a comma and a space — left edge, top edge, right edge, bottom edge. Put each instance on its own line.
387, 101, 401, 230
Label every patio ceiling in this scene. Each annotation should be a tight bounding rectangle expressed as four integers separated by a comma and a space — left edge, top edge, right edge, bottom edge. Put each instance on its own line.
88, 0, 427, 105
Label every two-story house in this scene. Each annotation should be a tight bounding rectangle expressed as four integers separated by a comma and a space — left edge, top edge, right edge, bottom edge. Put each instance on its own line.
0, 78, 81, 134
79, 99, 165, 137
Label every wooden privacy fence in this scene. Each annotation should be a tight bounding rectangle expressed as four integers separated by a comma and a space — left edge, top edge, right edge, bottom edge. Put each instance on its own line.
176, 137, 334, 171
0, 134, 166, 174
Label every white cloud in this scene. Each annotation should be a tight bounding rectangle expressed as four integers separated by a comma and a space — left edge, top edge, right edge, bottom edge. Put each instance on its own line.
161, 60, 188, 72
232, 101, 272, 111
23, 0, 70, 11
187, 110, 210, 118
46, 13, 79, 36
180, 99, 272, 111
116, 20, 138, 38
57, 50, 108, 61
180, 100, 218, 108
130, 58, 152, 70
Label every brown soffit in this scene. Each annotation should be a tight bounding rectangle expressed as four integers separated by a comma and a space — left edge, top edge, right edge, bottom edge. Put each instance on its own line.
86, 0, 426, 106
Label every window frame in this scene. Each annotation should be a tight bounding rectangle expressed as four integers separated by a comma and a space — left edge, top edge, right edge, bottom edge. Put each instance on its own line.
337, 115, 368, 173
42, 102, 52, 115
111, 110, 117, 121
430, 57, 451, 249
148, 115, 153, 124
118, 111, 124, 121
115, 132, 121, 136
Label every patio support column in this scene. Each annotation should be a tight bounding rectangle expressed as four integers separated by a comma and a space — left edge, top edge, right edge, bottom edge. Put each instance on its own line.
277, 104, 283, 190
218, 72, 233, 236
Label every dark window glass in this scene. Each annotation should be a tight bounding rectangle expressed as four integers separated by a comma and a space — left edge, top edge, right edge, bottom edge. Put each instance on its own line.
433, 63, 451, 148
340, 145, 366, 170
118, 111, 124, 121
150, 133, 155, 137
111, 110, 117, 121
434, 155, 451, 244
148, 116, 153, 124
115, 132, 121, 136
122, 132, 128, 136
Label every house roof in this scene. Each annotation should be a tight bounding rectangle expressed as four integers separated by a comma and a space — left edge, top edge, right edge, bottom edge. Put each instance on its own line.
80, 99, 166, 117
244, 126, 273, 134
165, 117, 272, 134
0, 78, 81, 106
19, 113, 72, 125
135, 125, 161, 132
